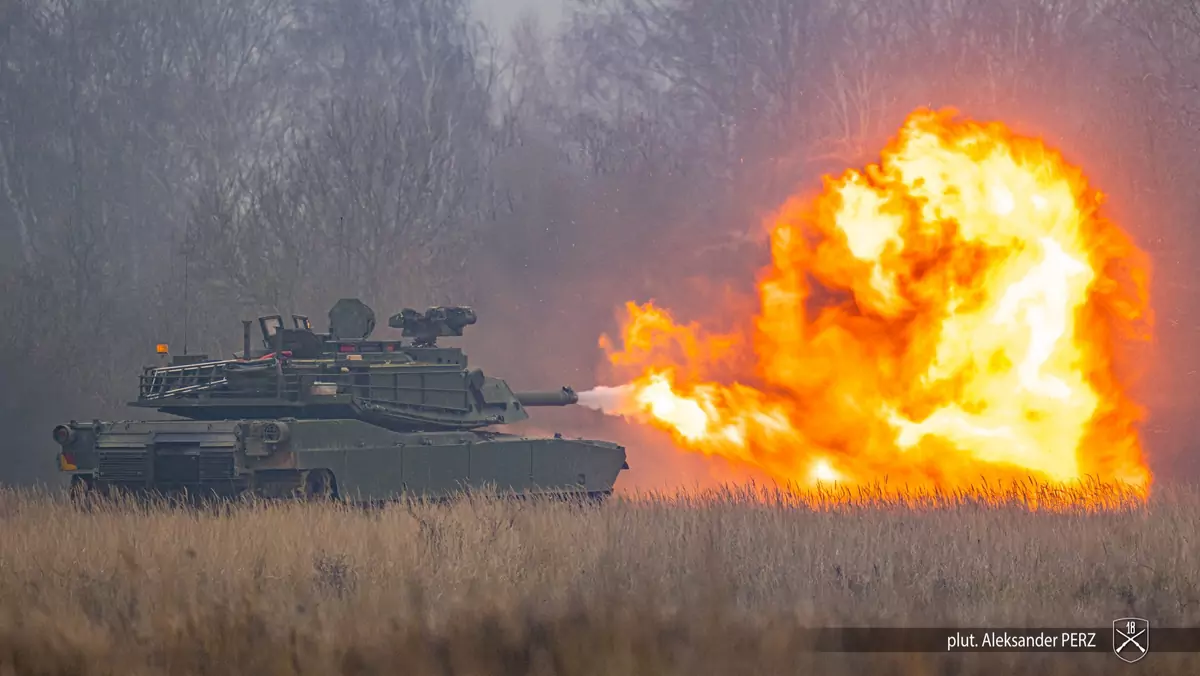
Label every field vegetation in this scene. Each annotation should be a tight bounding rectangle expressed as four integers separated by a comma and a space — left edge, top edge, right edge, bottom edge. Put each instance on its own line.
0, 481, 1195, 675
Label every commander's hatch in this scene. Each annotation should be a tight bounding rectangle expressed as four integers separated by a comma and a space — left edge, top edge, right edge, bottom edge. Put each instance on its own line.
259, 315, 284, 348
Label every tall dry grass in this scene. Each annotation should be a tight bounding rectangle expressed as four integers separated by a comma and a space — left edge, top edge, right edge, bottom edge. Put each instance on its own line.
0, 480, 1196, 675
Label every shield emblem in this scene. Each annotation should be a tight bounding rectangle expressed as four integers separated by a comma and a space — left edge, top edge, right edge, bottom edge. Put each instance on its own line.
1113, 617, 1149, 663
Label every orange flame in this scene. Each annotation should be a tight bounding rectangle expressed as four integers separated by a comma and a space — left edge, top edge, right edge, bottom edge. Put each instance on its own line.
593, 108, 1153, 499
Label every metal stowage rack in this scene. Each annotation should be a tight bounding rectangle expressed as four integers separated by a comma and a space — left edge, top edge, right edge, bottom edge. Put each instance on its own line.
139, 359, 234, 400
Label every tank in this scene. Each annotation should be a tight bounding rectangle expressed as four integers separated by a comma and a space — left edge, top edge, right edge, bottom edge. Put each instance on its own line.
52, 298, 629, 503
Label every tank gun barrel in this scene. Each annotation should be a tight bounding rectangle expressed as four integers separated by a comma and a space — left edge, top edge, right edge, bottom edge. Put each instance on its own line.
515, 387, 579, 407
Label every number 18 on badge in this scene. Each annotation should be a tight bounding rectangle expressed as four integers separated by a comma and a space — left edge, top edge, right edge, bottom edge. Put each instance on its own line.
1113, 617, 1149, 663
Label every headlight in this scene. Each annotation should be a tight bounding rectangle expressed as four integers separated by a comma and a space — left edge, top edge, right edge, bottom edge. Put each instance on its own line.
52, 425, 75, 446
262, 421, 290, 444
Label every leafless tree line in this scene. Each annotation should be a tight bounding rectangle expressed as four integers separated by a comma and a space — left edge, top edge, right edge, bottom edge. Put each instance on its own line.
2, 0, 1199, 482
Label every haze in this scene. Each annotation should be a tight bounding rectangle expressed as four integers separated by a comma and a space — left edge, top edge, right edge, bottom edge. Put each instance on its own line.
1, 0, 1197, 490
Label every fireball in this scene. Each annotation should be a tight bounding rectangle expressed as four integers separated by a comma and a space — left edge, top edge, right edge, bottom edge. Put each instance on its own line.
588, 108, 1153, 498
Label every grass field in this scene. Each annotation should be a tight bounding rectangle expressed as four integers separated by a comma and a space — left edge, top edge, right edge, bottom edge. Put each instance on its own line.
0, 481, 1196, 675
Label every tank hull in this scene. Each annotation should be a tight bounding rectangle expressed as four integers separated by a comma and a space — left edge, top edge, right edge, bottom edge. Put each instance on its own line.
56, 419, 628, 503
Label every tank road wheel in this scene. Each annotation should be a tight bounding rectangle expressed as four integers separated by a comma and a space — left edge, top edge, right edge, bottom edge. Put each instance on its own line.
302, 469, 338, 502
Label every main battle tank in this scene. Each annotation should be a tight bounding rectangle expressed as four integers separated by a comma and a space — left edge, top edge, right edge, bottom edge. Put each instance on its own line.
52, 299, 629, 502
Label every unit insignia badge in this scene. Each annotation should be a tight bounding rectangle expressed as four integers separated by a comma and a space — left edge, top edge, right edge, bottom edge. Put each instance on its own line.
1112, 617, 1149, 663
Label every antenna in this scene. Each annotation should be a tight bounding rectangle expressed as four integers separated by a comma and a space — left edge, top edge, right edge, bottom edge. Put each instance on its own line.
182, 214, 191, 355
338, 214, 346, 283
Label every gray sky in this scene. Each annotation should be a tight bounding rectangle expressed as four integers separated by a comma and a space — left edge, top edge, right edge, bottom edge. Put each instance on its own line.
472, 0, 564, 37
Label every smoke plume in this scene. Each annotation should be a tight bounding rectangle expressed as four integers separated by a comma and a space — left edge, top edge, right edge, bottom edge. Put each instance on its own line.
576, 384, 639, 416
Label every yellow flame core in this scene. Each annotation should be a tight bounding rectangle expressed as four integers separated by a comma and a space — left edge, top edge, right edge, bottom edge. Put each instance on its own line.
598, 108, 1153, 501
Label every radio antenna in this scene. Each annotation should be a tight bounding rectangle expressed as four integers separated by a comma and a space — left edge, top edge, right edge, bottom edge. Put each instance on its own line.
182, 216, 191, 355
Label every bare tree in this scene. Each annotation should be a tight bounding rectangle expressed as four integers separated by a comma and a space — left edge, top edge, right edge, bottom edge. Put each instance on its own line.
188, 0, 500, 326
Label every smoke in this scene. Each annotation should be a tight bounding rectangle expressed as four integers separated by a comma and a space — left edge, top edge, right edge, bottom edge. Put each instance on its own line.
572, 383, 775, 494
575, 383, 785, 494
576, 384, 639, 416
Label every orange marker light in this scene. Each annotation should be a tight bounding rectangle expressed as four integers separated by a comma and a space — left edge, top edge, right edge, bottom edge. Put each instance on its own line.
156, 343, 169, 354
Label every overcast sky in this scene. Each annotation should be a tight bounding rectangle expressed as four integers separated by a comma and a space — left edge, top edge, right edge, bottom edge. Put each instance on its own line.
472, 0, 564, 37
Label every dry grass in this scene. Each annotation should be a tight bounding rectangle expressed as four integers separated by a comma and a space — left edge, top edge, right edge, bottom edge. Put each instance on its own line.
0, 481, 1196, 675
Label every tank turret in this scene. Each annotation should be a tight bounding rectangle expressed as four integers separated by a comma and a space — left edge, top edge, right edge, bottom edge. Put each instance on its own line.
125, 299, 575, 431
52, 299, 628, 503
